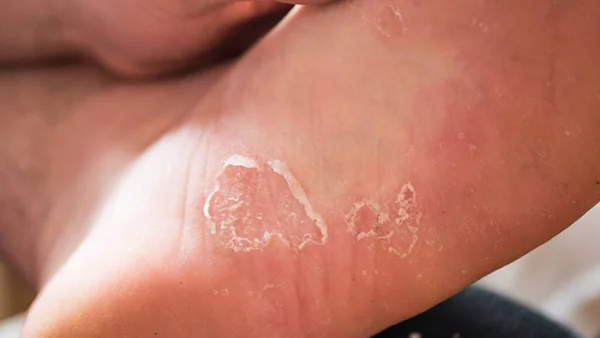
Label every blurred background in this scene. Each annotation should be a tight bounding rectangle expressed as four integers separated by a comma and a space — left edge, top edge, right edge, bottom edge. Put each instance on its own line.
479, 204, 600, 338
0, 205, 598, 337
0, 261, 34, 337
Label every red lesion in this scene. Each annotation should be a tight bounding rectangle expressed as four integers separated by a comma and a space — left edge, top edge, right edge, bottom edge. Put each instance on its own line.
267, 165, 322, 247
399, 185, 415, 205
346, 183, 421, 256
205, 161, 323, 251
206, 165, 272, 250
353, 204, 380, 235
373, 219, 395, 238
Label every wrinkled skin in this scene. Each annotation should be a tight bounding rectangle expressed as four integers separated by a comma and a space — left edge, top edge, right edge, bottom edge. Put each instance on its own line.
0, 0, 599, 337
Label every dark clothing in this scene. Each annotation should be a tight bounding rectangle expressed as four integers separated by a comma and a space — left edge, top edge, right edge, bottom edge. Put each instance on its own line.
375, 287, 579, 338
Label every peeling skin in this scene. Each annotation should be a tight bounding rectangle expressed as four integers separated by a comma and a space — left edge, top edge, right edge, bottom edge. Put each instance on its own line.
348, 2, 392, 38
387, 3, 408, 35
347, 1, 407, 38
345, 183, 421, 258
268, 160, 328, 245
224, 155, 259, 168
470, 18, 490, 33
388, 3, 402, 20
204, 155, 327, 252
259, 284, 281, 295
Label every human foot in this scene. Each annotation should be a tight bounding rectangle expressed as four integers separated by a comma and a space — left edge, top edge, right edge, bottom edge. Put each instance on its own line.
10, 0, 600, 336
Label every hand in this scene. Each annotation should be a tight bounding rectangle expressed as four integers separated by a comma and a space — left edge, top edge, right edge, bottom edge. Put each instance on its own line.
1, 0, 334, 76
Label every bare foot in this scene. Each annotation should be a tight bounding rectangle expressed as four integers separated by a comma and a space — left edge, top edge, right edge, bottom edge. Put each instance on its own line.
5, 0, 600, 337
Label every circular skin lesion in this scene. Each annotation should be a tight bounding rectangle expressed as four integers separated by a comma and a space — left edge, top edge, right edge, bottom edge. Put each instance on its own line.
345, 182, 421, 258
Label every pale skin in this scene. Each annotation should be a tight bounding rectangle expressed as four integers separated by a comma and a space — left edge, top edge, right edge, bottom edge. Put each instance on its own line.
0, 0, 599, 337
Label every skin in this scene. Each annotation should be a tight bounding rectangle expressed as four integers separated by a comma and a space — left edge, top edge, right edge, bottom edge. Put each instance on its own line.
0, 0, 599, 336
0, 0, 332, 76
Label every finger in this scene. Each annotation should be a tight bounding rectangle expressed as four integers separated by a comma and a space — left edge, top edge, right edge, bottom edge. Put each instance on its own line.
74, 1, 290, 77
80, 0, 337, 77
271, 0, 336, 3
0, 0, 338, 76
0, 0, 76, 65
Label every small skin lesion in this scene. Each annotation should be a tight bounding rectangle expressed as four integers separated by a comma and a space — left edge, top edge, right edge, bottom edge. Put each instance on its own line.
345, 183, 422, 258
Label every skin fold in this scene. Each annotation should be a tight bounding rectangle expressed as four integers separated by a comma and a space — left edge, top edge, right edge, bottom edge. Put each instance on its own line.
0, 0, 333, 76
0, 0, 598, 336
